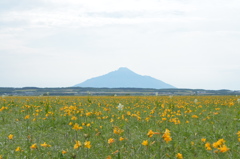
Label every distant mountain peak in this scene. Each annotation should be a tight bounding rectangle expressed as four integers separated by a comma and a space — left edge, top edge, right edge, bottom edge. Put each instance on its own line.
117, 67, 131, 71
111, 67, 136, 75
74, 67, 176, 89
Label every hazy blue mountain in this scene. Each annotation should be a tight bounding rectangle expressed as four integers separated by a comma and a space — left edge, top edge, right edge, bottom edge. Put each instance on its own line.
74, 67, 176, 89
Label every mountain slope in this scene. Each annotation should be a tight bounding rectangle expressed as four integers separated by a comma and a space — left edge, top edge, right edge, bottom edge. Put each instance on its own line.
74, 67, 175, 89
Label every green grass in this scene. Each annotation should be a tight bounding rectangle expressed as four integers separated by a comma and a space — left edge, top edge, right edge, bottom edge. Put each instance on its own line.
0, 96, 240, 158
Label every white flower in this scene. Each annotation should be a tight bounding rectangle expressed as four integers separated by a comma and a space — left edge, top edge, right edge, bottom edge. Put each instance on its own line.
117, 103, 124, 111
237, 98, 240, 104
194, 99, 198, 104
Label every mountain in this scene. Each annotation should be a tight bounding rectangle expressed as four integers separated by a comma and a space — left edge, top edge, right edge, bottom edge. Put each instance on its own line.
74, 67, 176, 89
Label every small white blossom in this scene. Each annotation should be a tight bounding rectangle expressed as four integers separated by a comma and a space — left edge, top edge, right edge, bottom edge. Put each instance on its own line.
117, 103, 124, 111
237, 98, 240, 104
194, 99, 198, 104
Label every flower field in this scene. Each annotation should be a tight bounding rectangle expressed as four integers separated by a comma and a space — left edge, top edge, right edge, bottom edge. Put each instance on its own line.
0, 96, 240, 158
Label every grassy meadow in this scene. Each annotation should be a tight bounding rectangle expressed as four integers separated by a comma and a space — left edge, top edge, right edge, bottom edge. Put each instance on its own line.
0, 95, 240, 159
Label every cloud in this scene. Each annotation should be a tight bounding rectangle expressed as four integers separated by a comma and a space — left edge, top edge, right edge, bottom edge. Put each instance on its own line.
0, 0, 240, 89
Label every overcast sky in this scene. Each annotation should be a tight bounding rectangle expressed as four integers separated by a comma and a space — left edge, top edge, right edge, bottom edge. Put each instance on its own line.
1, 0, 240, 90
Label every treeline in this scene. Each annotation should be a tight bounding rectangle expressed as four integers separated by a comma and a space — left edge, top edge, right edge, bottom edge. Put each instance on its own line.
0, 87, 240, 96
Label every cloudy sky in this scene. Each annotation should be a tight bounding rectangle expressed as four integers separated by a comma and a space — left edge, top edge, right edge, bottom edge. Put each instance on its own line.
1, 0, 240, 90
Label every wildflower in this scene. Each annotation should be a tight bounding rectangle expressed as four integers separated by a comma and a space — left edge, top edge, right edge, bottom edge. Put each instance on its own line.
106, 155, 112, 159
142, 140, 149, 146
62, 150, 67, 154
119, 137, 125, 141
15, 147, 22, 152
30, 143, 37, 149
191, 141, 195, 146
71, 116, 77, 120
86, 112, 92, 116
213, 139, 225, 148
117, 103, 124, 111
201, 138, 206, 143
192, 115, 198, 118
205, 142, 212, 150
72, 123, 83, 130
113, 127, 124, 135
108, 138, 115, 144
24, 115, 30, 119
236, 131, 240, 137
162, 129, 172, 143
74, 140, 82, 149
176, 153, 183, 159
84, 141, 92, 149
8, 134, 14, 140
147, 130, 155, 137
218, 145, 230, 153
41, 142, 51, 147
194, 99, 198, 104
162, 118, 167, 121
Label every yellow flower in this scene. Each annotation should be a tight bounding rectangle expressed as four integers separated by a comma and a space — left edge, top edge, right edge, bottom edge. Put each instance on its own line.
113, 127, 124, 135
236, 131, 240, 137
141, 140, 149, 146
84, 141, 92, 149
8, 134, 14, 140
147, 130, 155, 137
108, 138, 115, 144
205, 142, 212, 150
24, 115, 30, 119
30, 143, 37, 149
192, 115, 198, 118
72, 123, 83, 130
218, 145, 230, 153
201, 138, 206, 142
71, 116, 77, 120
176, 153, 183, 159
213, 139, 225, 148
62, 150, 67, 154
41, 142, 51, 147
106, 155, 112, 159
119, 137, 125, 141
74, 140, 81, 149
15, 147, 22, 152
162, 129, 172, 143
